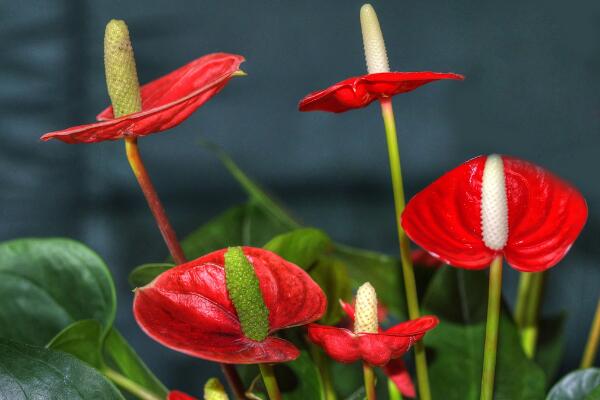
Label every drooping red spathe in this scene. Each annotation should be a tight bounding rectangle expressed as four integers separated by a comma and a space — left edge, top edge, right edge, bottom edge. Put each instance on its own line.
308, 303, 437, 367
134, 247, 327, 364
401, 155, 588, 271
41, 53, 244, 144
298, 72, 464, 113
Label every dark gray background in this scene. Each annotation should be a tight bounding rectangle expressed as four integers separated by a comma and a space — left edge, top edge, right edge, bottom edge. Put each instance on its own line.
1, 0, 598, 395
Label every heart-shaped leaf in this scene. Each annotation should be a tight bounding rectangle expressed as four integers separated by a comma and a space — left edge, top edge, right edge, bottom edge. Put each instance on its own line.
0, 338, 124, 399
0, 238, 116, 345
264, 228, 332, 270
129, 263, 175, 288
309, 256, 352, 325
547, 368, 600, 400
423, 267, 546, 400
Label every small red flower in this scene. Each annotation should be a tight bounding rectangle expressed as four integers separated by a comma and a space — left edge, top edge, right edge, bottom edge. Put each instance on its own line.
133, 247, 326, 364
308, 306, 437, 367
401, 154, 588, 271
298, 72, 464, 113
41, 53, 244, 144
168, 391, 197, 400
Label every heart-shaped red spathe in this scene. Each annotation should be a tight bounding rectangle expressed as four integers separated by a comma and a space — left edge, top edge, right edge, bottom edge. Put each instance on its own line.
133, 247, 327, 364
401, 155, 588, 271
298, 72, 464, 113
308, 310, 437, 367
41, 53, 244, 144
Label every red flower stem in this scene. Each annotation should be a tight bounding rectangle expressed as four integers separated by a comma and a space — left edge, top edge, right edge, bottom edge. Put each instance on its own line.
363, 363, 376, 400
259, 364, 282, 400
480, 256, 503, 400
580, 298, 600, 368
124, 138, 246, 399
124, 137, 186, 264
379, 96, 431, 400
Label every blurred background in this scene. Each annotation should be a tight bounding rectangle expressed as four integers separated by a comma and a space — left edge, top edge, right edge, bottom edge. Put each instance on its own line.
1, 0, 598, 394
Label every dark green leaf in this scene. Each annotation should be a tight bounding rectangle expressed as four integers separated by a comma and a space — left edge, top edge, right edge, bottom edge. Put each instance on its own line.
129, 263, 174, 288
0, 238, 116, 345
181, 203, 291, 260
240, 351, 325, 400
547, 368, 600, 400
0, 338, 124, 399
536, 313, 567, 384
264, 228, 332, 270
309, 256, 352, 325
423, 267, 546, 400
47, 319, 104, 369
103, 328, 169, 397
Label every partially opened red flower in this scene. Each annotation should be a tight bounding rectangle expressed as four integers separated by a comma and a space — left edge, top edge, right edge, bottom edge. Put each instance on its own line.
299, 72, 463, 113
402, 154, 588, 271
134, 246, 326, 364
41, 53, 244, 144
308, 283, 438, 368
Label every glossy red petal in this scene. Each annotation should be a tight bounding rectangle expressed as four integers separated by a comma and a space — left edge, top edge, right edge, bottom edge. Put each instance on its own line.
133, 247, 324, 364
502, 156, 587, 271
41, 53, 244, 144
382, 359, 416, 398
298, 71, 464, 113
402, 156, 497, 269
307, 316, 437, 367
168, 391, 198, 400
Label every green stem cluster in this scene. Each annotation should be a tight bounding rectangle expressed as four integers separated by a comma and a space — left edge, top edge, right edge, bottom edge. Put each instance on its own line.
514, 272, 544, 358
259, 363, 282, 400
480, 256, 503, 400
379, 97, 432, 400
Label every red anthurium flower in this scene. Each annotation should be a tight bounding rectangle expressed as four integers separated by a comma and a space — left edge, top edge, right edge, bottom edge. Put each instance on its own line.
402, 154, 588, 271
134, 246, 326, 364
298, 72, 463, 113
308, 283, 438, 367
41, 53, 244, 144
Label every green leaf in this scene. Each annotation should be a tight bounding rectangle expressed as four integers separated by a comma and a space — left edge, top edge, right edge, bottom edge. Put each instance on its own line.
0, 238, 117, 345
423, 267, 546, 400
181, 203, 292, 260
547, 369, 600, 400
0, 338, 124, 399
309, 256, 352, 325
264, 228, 332, 270
129, 263, 174, 288
240, 351, 325, 400
47, 321, 168, 398
103, 328, 169, 397
536, 313, 567, 384
47, 319, 104, 369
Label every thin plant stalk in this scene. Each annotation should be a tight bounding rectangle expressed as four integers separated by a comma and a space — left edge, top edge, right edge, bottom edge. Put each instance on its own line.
514, 272, 544, 358
103, 367, 161, 400
480, 256, 503, 400
580, 298, 600, 368
387, 379, 403, 400
363, 363, 376, 400
379, 96, 431, 400
259, 363, 282, 400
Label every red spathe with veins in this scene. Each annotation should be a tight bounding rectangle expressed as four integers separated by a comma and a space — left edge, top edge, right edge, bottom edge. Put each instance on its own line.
133, 247, 327, 364
401, 155, 587, 271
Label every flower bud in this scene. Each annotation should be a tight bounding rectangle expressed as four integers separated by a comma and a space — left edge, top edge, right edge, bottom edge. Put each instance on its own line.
354, 282, 379, 333
104, 19, 142, 117
204, 378, 229, 400
360, 4, 390, 74
224, 247, 269, 341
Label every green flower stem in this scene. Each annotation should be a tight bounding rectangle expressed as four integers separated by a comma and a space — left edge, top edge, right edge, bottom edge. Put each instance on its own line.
259, 363, 282, 400
363, 363, 376, 400
480, 256, 503, 400
379, 97, 431, 400
103, 367, 161, 400
580, 298, 600, 368
514, 272, 545, 358
309, 343, 337, 400
387, 379, 403, 400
